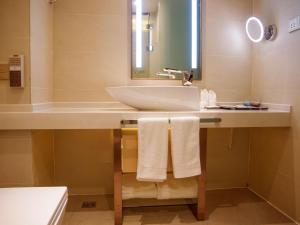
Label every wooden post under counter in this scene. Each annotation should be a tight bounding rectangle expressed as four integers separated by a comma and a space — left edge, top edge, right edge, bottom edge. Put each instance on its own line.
113, 129, 123, 225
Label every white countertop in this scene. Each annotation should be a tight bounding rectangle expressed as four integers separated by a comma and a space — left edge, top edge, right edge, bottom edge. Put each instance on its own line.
0, 102, 291, 129
0, 187, 68, 225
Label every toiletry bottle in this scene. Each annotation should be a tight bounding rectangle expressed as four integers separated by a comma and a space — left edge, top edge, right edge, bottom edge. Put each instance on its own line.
200, 89, 209, 109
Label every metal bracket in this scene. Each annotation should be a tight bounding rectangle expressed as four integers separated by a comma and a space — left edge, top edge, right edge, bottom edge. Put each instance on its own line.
121, 118, 222, 126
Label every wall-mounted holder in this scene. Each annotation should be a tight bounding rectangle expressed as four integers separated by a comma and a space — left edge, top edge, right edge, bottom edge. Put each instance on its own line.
246, 17, 277, 43
9, 55, 24, 88
264, 24, 277, 41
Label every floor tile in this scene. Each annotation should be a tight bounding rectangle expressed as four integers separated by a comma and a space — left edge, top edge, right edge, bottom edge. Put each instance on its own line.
63, 189, 297, 225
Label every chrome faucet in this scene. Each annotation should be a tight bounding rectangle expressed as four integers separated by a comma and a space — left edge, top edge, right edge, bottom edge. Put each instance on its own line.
156, 68, 193, 86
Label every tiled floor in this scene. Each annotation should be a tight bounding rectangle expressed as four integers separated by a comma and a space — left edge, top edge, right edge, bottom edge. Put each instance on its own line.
62, 189, 296, 225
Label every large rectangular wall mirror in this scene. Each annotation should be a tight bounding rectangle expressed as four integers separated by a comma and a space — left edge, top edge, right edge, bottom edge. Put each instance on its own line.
131, 0, 201, 80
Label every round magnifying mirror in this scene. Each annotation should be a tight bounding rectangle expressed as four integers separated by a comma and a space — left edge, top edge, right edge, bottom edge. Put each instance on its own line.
246, 17, 264, 43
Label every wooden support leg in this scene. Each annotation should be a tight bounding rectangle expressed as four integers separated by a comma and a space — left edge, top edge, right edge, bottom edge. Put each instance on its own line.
197, 128, 207, 220
114, 129, 122, 225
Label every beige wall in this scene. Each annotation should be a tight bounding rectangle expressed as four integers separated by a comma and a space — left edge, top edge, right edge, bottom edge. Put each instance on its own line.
204, 0, 252, 191
207, 128, 250, 189
53, 0, 128, 101
32, 130, 55, 186
201, 0, 252, 101
0, 0, 31, 104
54, 130, 114, 195
30, 0, 54, 103
0, 0, 54, 188
249, 0, 300, 222
0, 131, 34, 187
0, 130, 56, 188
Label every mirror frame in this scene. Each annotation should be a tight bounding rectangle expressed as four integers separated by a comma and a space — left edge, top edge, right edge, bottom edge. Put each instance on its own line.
129, 0, 202, 80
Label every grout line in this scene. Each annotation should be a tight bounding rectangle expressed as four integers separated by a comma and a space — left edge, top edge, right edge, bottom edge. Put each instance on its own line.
248, 187, 300, 225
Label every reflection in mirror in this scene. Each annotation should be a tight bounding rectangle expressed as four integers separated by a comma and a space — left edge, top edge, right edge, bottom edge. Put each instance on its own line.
131, 0, 201, 80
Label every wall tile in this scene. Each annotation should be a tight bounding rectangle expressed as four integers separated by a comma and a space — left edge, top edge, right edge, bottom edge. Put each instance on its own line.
54, 130, 114, 195
0, 0, 31, 104
0, 131, 33, 186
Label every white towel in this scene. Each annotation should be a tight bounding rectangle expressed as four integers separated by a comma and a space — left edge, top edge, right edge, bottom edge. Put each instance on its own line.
157, 174, 198, 199
170, 117, 201, 178
137, 118, 169, 182
122, 174, 157, 200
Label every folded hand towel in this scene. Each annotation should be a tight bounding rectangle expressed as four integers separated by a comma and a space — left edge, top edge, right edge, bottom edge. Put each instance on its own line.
157, 174, 198, 199
137, 118, 169, 182
122, 174, 157, 200
170, 117, 201, 178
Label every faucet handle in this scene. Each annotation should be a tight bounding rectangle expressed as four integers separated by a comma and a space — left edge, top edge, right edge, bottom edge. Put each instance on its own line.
188, 70, 194, 82
182, 70, 194, 86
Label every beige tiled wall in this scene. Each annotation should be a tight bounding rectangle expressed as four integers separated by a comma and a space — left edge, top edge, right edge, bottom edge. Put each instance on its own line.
201, 0, 253, 101
53, 0, 128, 101
0, 131, 34, 187
0, 130, 56, 188
30, 0, 54, 103
0, 0, 54, 191
0, 0, 53, 104
207, 128, 250, 189
32, 130, 55, 186
249, 0, 300, 222
0, 0, 31, 104
53, 130, 114, 195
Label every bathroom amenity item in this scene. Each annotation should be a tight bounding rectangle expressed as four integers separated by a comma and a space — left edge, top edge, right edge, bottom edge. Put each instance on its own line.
243, 101, 261, 107
201, 89, 217, 108
137, 118, 169, 182
122, 174, 157, 200
219, 105, 236, 110
122, 173, 198, 200
121, 128, 173, 173
205, 105, 221, 109
157, 175, 198, 200
208, 90, 217, 107
0, 187, 68, 225
235, 105, 268, 110
220, 105, 268, 110
170, 117, 201, 178
200, 89, 209, 108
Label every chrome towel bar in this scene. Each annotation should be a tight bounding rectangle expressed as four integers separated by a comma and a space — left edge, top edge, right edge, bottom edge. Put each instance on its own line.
121, 118, 222, 125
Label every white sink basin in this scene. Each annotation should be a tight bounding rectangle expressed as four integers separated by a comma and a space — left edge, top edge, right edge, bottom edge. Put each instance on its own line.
106, 86, 200, 111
